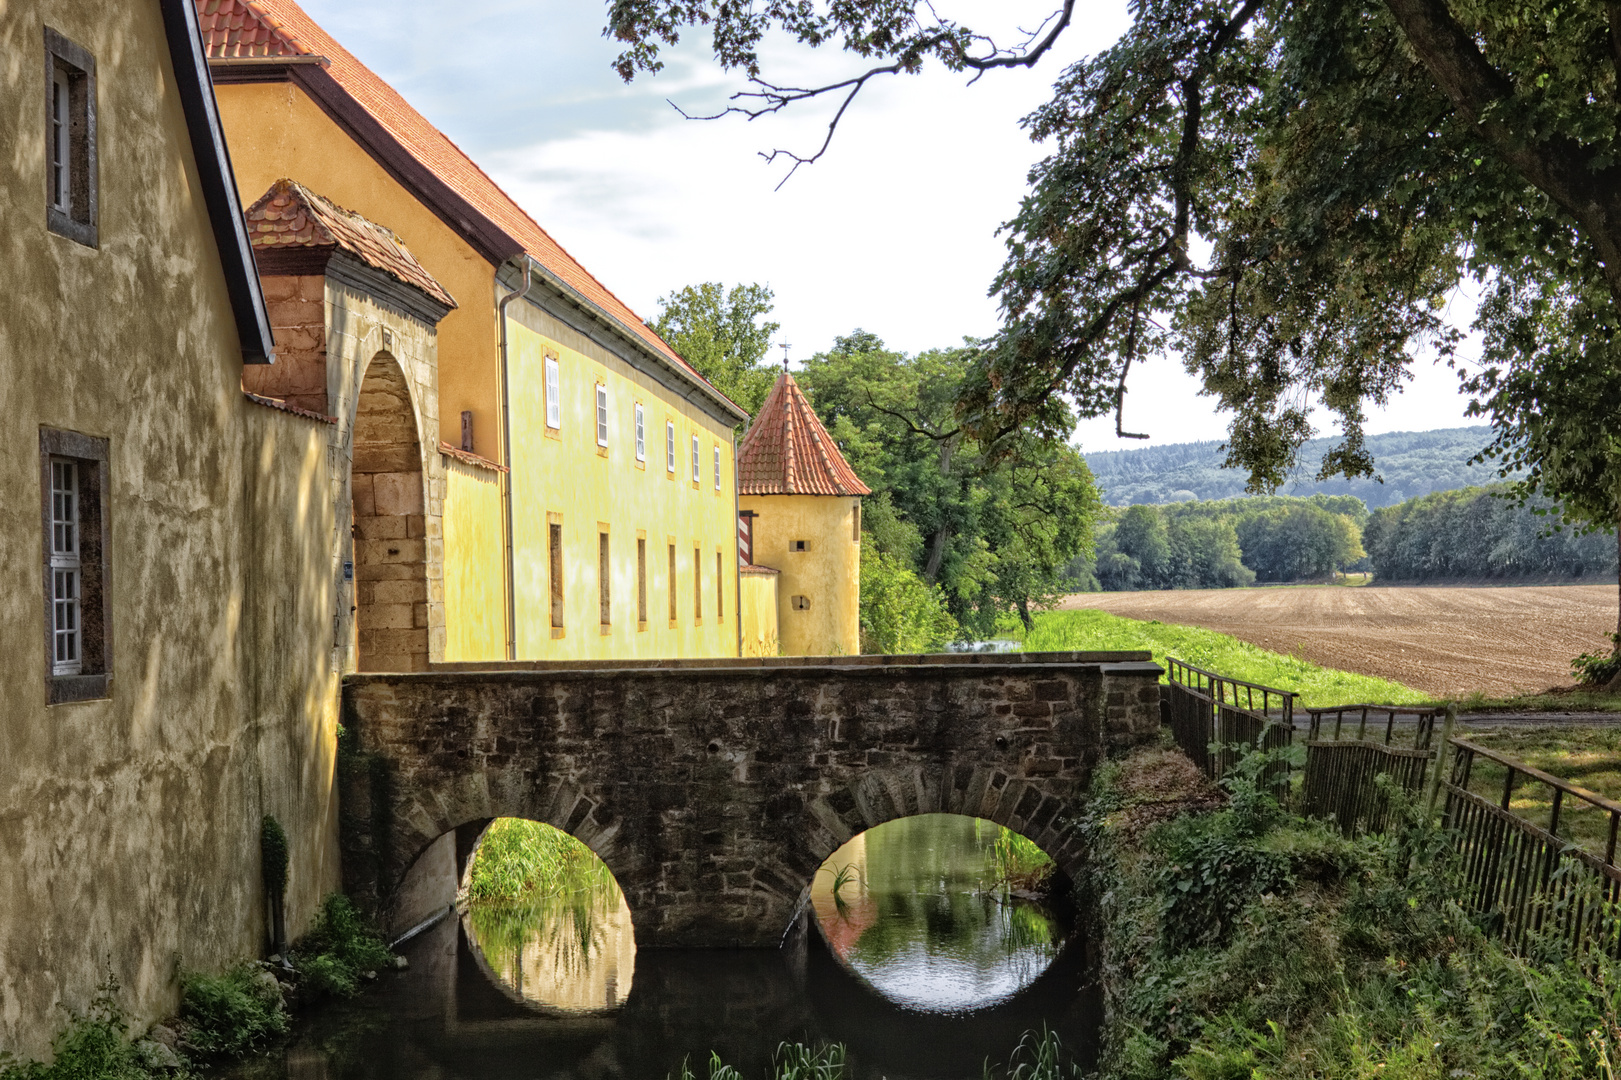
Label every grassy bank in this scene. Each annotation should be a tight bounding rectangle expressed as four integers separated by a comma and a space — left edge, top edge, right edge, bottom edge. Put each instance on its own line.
1013, 609, 1428, 707
1086, 744, 1621, 1079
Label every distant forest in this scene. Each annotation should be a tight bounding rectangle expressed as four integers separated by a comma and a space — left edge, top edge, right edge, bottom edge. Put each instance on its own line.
1084, 427, 1509, 509
1070, 485, 1616, 592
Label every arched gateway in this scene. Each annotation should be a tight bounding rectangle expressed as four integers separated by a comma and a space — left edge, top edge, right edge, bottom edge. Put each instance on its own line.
339, 652, 1162, 947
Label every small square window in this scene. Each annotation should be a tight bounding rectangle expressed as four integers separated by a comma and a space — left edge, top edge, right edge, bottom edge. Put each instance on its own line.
791, 595, 812, 611
40, 429, 110, 704
791, 539, 810, 553
666, 421, 676, 474
595, 384, 609, 447
634, 403, 646, 462
545, 357, 561, 429
44, 27, 97, 248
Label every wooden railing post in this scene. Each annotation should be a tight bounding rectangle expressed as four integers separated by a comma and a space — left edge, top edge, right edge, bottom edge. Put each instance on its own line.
1424, 703, 1455, 820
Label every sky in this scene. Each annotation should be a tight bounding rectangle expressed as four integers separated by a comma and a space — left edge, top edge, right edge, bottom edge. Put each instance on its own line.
297, 0, 1480, 455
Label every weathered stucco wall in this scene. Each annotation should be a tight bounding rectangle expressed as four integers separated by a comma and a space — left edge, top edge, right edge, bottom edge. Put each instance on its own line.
741, 494, 862, 656
0, 0, 341, 1056
340, 652, 1162, 948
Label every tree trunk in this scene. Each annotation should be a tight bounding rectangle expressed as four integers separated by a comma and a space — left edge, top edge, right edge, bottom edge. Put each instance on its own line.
923, 436, 958, 585
1017, 597, 1034, 634
1614, 517, 1620, 654
924, 526, 949, 585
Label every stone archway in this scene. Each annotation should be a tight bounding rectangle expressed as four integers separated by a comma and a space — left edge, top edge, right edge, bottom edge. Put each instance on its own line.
352, 352, 428, 672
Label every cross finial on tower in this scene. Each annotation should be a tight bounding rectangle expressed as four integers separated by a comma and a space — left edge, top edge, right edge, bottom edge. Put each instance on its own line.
779, 340, 792, 372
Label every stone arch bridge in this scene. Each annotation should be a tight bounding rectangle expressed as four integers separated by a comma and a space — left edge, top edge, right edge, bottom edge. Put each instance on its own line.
339, 652, 1163, 948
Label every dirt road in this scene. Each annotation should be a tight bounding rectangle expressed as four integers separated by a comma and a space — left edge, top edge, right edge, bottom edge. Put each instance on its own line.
1059, 584, 1617, 697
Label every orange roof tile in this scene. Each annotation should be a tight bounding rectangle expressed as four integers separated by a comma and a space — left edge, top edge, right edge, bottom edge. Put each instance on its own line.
737, 372, 870, 497
245, 178, 456, 309
197, 0, 741, 416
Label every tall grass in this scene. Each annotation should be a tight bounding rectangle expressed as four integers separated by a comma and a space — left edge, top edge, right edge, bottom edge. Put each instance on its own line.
1016, 609, 1427, 706
989, 828, 1055, 894
466, 818, 612, 903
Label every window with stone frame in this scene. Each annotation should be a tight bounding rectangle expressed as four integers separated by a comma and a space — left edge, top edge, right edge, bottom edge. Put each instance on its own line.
44, 27, 96, 248
41, 429, 110, 703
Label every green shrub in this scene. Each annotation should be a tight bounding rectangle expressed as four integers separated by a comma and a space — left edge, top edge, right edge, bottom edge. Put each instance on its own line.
1086, 744, 1621, 1080
0, 981, 168, 1080
1573, 633, 1621, 686
178, 964, 287, 1058
858, 534, 959, 654
289, 894, 393, 1000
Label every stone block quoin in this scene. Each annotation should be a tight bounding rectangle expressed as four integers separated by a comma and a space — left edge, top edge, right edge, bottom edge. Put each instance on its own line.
338, 652, 1163, 947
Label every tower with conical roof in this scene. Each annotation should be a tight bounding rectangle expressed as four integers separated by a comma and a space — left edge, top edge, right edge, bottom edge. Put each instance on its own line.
736, 371, 870, 655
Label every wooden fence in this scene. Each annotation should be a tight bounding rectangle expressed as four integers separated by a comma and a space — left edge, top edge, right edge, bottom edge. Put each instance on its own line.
1441, 738, 1621, 956
1165, 657, 1294, 782
1300, 704, 1447, 835
1163, 660, 1621, 957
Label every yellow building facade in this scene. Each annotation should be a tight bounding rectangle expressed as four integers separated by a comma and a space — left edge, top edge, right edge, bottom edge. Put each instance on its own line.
199, 0, 749, 665
737, 373, 869, 656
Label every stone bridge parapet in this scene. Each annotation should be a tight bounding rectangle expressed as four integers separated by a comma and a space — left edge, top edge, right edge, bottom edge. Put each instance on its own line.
339, 651, 1163, 947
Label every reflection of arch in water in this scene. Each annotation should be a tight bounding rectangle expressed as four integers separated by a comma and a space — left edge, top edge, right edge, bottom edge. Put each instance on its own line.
351, 351, 428, 672
458, 819, 636, 1015
806, 813, 1069, 1014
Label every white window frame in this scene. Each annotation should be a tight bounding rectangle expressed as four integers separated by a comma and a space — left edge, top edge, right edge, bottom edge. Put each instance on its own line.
666, 421, 676, 473
691, 434, 700, 484
713, 445, 721, 491
545, 357, 561, 429
595, 383, 609, 447
49, 458, 81, 676
634, 403, 646, 462
50, 67, 70, 212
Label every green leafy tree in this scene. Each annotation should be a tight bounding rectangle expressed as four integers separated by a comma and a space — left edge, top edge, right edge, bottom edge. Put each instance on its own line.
1234, 503, 1364, 583
649, 282, 780, 417
609, 0, 1621, 658
859, 534, 959, 653
799, 332, 1100, 636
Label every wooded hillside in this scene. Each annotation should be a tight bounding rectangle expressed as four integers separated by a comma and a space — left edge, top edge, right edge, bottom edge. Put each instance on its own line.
1085, 427, 1507, 508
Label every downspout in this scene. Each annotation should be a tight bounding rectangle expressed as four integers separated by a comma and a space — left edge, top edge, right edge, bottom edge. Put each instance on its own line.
733, 432, 743, 658
498, 257, 534, 662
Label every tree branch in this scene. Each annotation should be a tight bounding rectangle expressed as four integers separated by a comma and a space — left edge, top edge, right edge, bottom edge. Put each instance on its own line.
1382, 0, 1621, 296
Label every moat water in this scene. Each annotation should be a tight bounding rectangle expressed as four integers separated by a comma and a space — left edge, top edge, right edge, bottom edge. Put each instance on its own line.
223, 815, 1099, 1080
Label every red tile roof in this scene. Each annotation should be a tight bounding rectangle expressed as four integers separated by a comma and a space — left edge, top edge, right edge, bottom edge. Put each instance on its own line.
737, 373, 870, 497
197, 0, 741, 415
245, 178, 456, 309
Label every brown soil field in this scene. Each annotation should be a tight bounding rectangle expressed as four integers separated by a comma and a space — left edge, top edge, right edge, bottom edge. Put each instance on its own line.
1059, 583, 1617, 698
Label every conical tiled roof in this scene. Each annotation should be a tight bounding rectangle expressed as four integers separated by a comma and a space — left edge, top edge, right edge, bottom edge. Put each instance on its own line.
245, 179, 456, 309
737, 373, 870, 497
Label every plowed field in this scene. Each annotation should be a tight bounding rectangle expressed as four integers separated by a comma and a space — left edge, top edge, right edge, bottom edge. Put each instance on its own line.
1059, 584, 1616, 698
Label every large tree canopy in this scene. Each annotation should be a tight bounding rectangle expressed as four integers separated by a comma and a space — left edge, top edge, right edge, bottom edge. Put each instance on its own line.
609, 0, 1621, 644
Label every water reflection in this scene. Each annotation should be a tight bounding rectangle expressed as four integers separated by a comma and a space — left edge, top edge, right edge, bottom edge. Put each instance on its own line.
215, 816, 1095, 1080
463, 876, 636, 1013
810, 815, 1062, 1013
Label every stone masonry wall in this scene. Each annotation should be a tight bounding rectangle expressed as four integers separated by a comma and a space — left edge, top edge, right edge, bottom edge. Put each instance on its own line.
340, 652, 1162, 947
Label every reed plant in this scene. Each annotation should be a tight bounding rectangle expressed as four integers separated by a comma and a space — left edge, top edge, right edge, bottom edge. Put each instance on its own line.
466, 818, 612, 904
989, 827, 1055, 894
